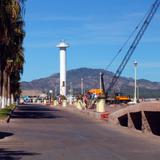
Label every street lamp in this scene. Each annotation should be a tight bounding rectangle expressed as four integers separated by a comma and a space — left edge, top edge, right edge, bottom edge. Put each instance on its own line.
69, 82, 73, 95
81, 78, 84, 95
100, 72, 102, 90
134, 61, 138, 104
49, 90, 53, 104
54, 86, 57, 97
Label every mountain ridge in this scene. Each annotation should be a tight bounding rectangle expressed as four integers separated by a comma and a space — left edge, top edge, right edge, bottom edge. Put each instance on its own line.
21, 67, 160, 98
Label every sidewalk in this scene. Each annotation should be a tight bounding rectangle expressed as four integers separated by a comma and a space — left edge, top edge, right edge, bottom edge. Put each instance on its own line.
52, 103, 127, 121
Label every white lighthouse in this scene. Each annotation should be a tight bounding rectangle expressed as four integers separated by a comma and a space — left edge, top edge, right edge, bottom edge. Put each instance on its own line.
56, 40, 69, 96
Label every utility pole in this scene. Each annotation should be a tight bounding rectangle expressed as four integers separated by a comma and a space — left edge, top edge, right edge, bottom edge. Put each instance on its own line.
100, 72, 102, 90
81, 78, 84, 95
69, 82, 73, 95
134, 61, 138, 104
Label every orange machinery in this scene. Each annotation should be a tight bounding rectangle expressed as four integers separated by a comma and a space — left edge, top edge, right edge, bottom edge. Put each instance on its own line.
88, 89, 103, 95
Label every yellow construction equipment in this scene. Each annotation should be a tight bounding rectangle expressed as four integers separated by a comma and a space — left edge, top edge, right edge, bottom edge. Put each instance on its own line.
114, 92, 131, 103
88, 89, 103, 95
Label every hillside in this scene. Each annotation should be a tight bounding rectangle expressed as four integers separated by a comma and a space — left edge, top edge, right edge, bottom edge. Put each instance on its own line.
21, 68, 160, 98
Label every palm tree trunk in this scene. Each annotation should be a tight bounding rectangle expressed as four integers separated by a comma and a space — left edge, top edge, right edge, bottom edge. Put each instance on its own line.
0, 70, 2, 108
11, 94, 14, 104
7, 74, 11, 106
0, 57, 3, 108
1, 69, 7, 108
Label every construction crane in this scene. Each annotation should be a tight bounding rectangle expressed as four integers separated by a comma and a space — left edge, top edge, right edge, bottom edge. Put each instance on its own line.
103, 0, 160, 98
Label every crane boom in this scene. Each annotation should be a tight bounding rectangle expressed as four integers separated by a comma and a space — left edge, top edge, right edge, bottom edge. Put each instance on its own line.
107, 0, 160, 92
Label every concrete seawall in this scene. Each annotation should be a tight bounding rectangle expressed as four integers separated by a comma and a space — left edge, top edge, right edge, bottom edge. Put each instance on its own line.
108, 102, 160, 136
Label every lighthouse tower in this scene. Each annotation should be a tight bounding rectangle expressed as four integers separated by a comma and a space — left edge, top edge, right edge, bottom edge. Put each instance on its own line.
56, 40, 69, 96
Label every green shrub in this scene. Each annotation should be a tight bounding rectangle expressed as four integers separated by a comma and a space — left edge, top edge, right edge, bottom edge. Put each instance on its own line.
0, 104, 15, 119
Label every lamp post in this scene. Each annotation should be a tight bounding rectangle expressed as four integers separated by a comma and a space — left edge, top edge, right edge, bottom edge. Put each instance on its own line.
54, 86, 57, 97
134, 61, 138, 104
100, 72, 102, 90
69, 82, 73, 96
49, 90, 53, 104
81, 78, 84, 95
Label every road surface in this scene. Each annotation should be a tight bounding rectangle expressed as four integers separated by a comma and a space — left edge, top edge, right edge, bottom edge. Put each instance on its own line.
0, 104, 160, 160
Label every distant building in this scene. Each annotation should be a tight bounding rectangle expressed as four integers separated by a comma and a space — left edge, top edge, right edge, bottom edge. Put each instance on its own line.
21, 90, 43, 97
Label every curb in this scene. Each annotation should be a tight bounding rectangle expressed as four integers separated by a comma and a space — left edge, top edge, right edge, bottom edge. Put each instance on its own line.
6, 106, 17, 123
35, 104, 111, 121
54, 105, 110, 121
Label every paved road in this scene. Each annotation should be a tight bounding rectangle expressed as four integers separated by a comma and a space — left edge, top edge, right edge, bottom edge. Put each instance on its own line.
0, 104, 160, 160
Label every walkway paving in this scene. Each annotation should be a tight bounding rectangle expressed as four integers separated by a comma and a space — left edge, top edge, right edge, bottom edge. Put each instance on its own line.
0, 104, 160, 160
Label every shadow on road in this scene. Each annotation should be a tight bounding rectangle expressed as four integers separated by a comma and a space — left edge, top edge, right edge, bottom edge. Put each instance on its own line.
0, 148, 40, 160
17, 105, 59, 112
10, 105, 63, 119
0, 132, 13, 140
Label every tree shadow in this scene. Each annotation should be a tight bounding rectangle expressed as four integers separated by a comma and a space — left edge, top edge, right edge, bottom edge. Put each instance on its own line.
10, 105, 63, 119
0, 132, 13, 140
11, 111, 62, 119
17, 105, 60, 112
0, 148, 40, 160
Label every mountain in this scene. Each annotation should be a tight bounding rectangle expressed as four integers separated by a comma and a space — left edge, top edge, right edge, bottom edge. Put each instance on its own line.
21, 67, 160, 98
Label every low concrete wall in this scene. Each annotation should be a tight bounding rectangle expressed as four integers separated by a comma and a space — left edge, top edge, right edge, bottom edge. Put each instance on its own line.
108, 102, 160, 136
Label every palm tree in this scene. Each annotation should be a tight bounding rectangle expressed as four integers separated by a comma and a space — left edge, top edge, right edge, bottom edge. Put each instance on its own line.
7, 5, 25, 106
0, 0, 14, 108
0, 0, 26, 108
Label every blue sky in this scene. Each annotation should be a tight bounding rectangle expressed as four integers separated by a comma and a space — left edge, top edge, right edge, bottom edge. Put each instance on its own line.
22, 0, 160, 82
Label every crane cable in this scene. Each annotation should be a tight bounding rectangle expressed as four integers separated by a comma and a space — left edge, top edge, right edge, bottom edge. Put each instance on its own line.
106, 2, 155, 71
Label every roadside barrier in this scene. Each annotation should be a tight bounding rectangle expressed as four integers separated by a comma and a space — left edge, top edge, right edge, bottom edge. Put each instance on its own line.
96, 98, 105, 113
62, 100, 67, 107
